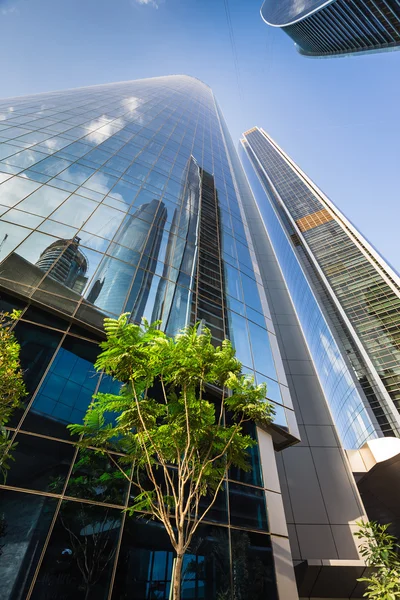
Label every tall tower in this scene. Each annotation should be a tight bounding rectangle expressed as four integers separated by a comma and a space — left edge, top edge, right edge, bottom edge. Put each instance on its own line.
0, 76, 309, 600
241, 127, 400, 443
241, 127, 400, 550
261, 0, 400, 57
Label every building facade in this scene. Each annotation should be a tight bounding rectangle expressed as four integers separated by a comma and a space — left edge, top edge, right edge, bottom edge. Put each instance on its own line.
241, 127, 400, 447
0, 76, 305, 600
261, 0, 400, 57
240, 126, 400, 550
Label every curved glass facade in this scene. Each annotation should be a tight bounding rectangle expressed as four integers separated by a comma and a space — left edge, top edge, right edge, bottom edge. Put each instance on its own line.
240, 137, 378, 449
260, 0, 332, 26
0, 76, 297, 599
262, 0, 400, 57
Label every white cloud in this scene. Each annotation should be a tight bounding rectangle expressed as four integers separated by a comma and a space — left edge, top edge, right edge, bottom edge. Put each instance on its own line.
1, 4, 19, 15
84, 115, 126, 145
132, 0, 159, 8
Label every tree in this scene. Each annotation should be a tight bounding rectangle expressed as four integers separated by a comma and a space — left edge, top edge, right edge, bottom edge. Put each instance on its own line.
355, 520, 400, 599
69, 314, 274, 600
0, 310, 27, 482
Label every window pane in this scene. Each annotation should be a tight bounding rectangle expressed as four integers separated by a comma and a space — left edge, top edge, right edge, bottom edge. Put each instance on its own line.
229, 482, 268, 531
0, 176, 41, 208
51, 194, 98, 228
0, 490, 58, 600
7, 433, 75, 493
24, 336, 100, 439
17, 185, 70, 217
248, 322, 277, 379
30, 501, 121, 600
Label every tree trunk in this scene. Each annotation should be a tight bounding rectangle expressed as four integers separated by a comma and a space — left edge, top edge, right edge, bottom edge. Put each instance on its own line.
172, 553, 184, 600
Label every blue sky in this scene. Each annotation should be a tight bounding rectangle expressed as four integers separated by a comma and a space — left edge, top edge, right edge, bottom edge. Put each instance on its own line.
1, 0, 399, 270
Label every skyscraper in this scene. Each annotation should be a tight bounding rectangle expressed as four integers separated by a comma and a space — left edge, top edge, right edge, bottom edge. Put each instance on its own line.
241, 126, 400, 442
240, 126, 400, 544
0, 76, 307, 600
261, 0, 400, 57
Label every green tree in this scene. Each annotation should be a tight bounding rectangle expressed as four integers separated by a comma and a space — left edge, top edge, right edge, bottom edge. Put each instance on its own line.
69, 314, 274, 600
0, 310, 27, 481
355, 520, 400, 599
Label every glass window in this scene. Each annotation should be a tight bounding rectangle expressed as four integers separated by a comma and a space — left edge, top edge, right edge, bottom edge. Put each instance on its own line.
7, 433, 75, 493
33, 156, 71, 177
125, 161, 150, 183
111, 519, 230, 600
24, 336, 100, 439
32, 155, 72, 177
30, 500, 121, 600
59, 140, 92, 159
11, 321, 63, 424
51, 194, 98, 228
248, 322, 277, 379
82, 171, 118, 195
0, 142, 21, 160
0, 221, 31, 262
58, 163, 96, 186
12, 230, 59, 265
4, 148, 47, 169
108, 179, 139, 205
22, 304, 69, 330
255, 373, 282, 404
0, 489, 58, 600
0, 176, 41, 208
0, 212, 42, 238
229, 422, 263, 487
17, 131, 51, 145
226, 311, 252, 369
0, 289, 26, 312
87, 256, 136, 315
17, 185, 70, 217
241, 272, 263, 314
231, 530, 277, 600
38, 219, 78, 239
224, 263, 243, 302
83, 204, 125, 240
229, 482, 268, 531
66, 449, 128, 505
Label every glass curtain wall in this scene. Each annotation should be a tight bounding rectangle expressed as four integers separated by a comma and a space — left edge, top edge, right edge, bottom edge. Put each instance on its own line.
241, 127, 400, 446
0, 76, 294, 599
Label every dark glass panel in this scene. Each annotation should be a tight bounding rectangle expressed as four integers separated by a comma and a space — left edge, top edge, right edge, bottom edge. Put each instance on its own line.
231, 529, 277, 600
30, 501, 121, 600
10, 321, 63, 425
111, 519, 230, 600
0, 489, 58, 600
22, 304, 69, 330
0, 290, 26, 313
65, 449, 128, 506
229, 482, 268, 531
7, 433, 75, 493
229, 422, 263, 488
23, 336, 100, 439
195, 485, 228, 525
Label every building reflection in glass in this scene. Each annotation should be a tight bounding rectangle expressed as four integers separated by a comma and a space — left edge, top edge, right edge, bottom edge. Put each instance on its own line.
35, 236, 88, 294
86, 199, 167, 317
152, 156, 228, 344
151, 156, 201, 335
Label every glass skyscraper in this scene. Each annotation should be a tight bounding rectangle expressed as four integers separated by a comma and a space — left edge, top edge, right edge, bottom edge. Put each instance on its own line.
241, 127, 400, 449
261, 0, 400, 57
0, 76, 304, 600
